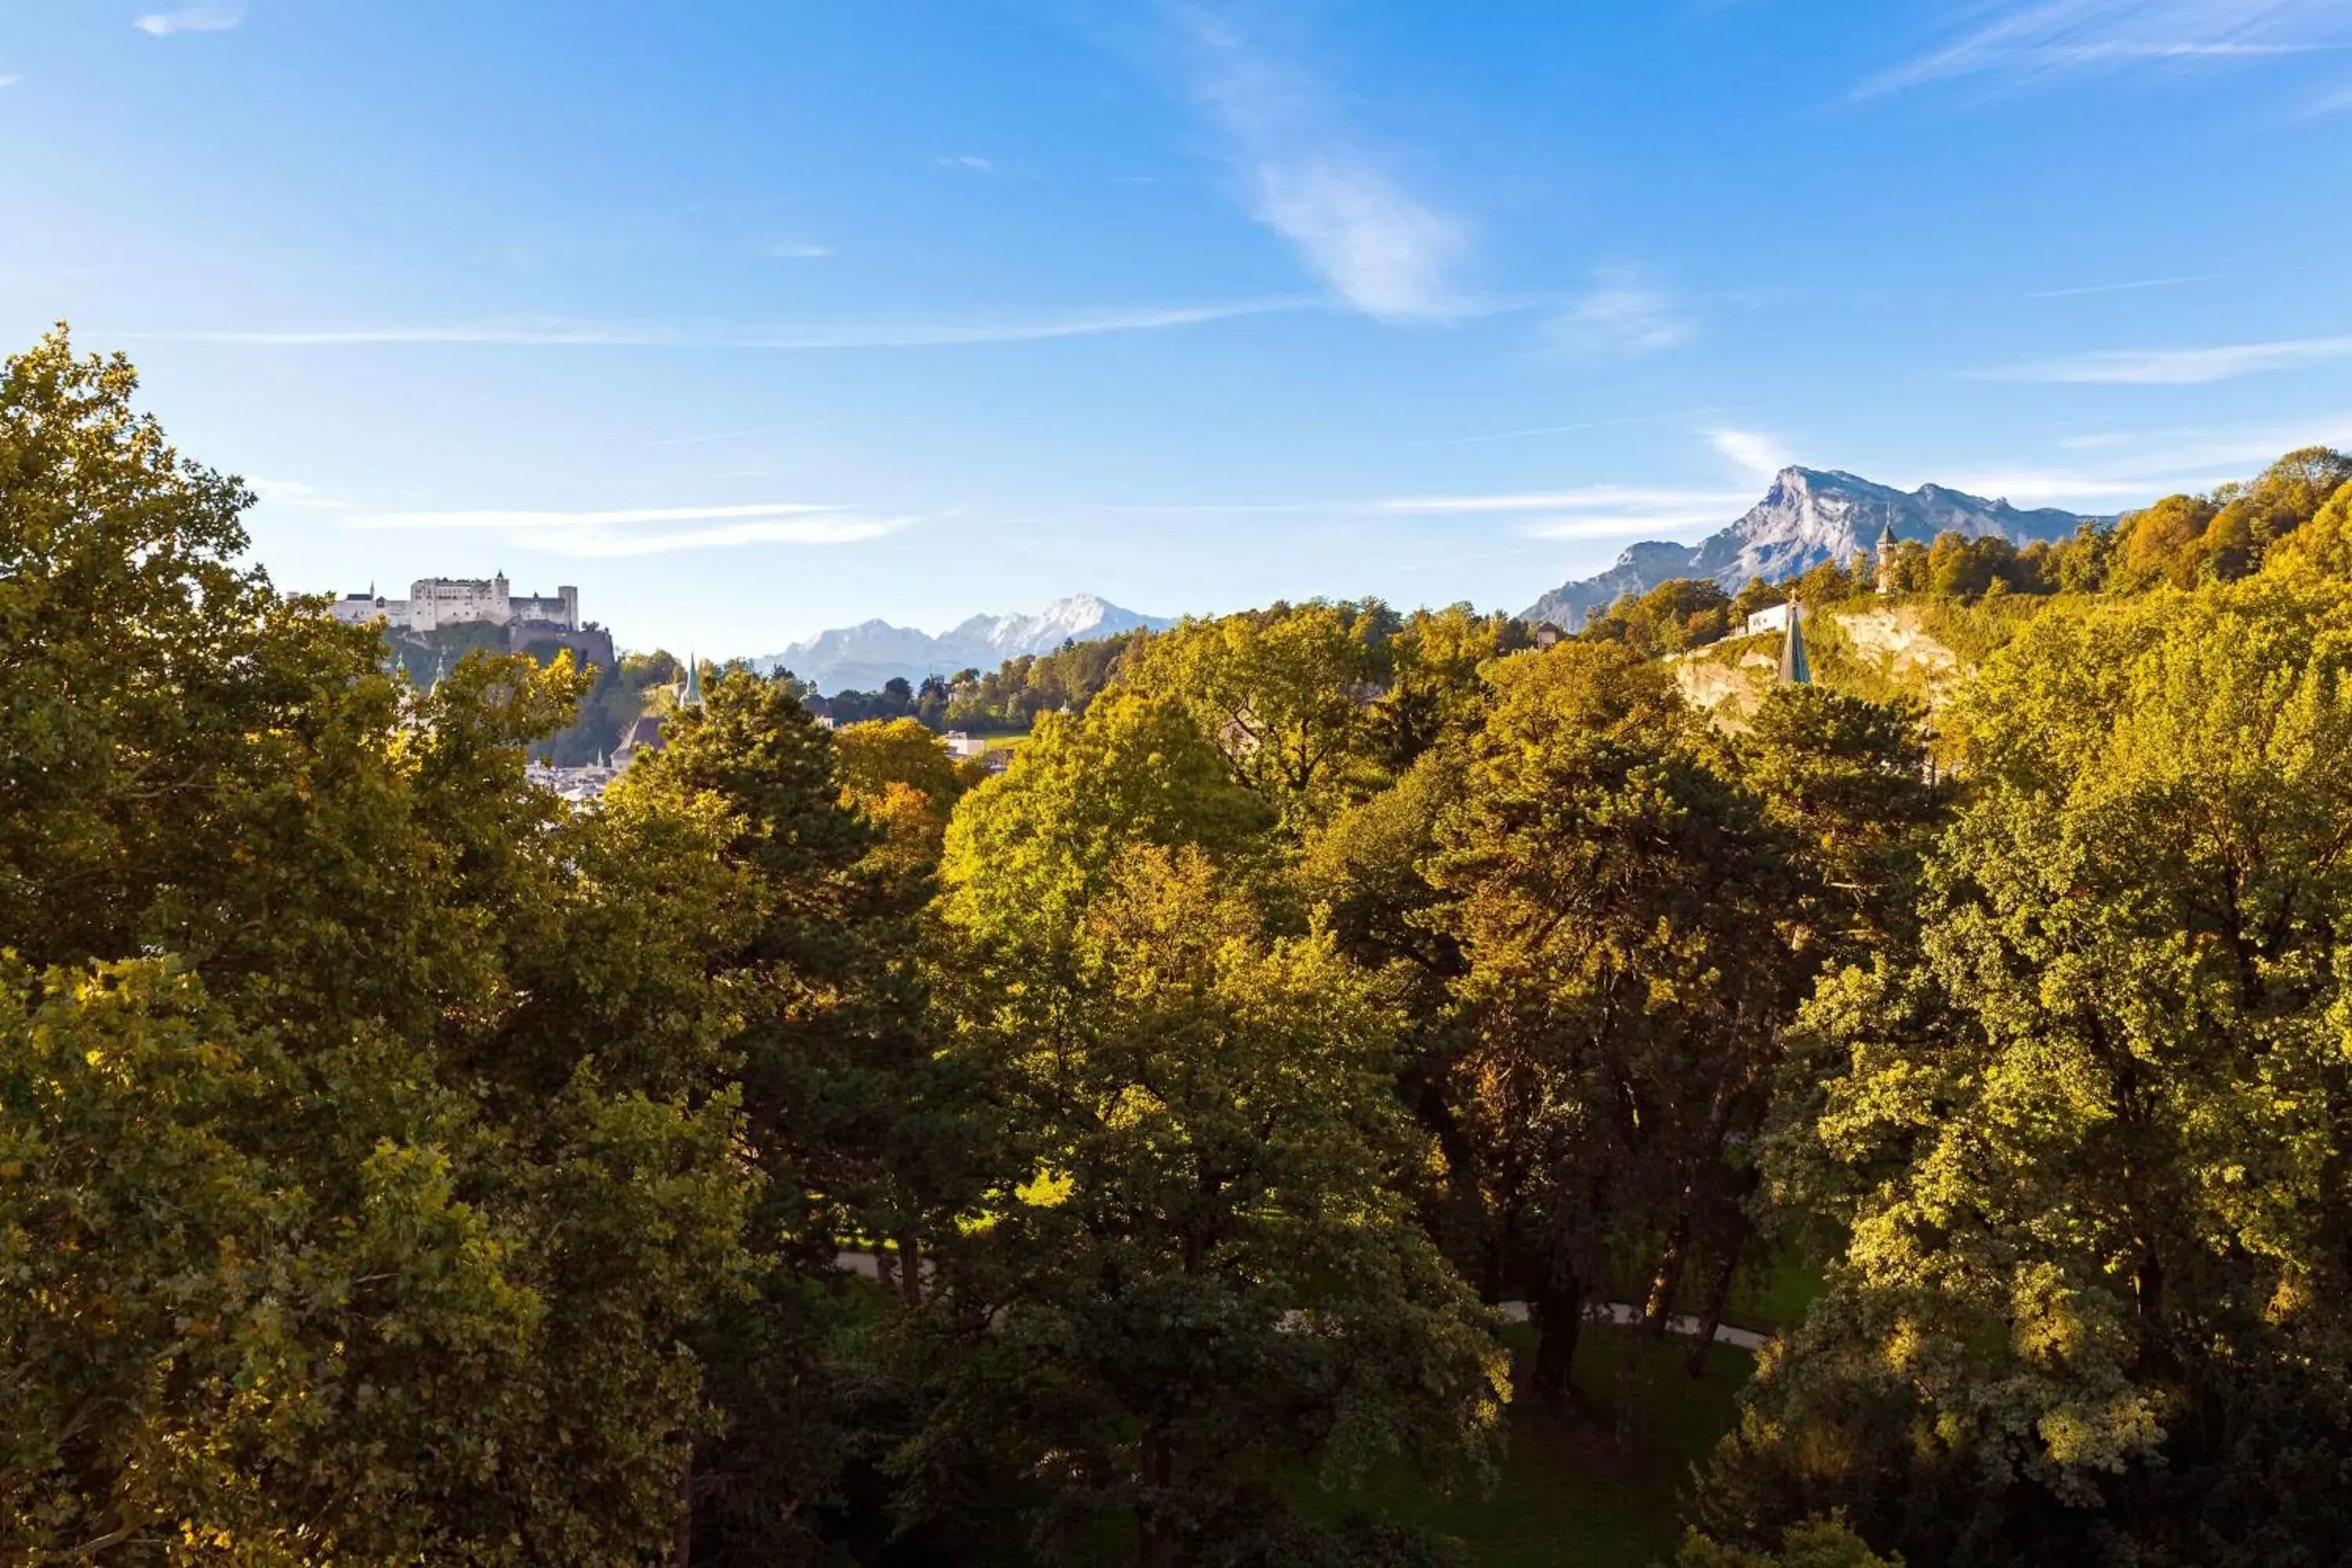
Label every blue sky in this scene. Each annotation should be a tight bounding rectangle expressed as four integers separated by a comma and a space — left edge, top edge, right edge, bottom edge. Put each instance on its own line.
4, 0, 2350, 657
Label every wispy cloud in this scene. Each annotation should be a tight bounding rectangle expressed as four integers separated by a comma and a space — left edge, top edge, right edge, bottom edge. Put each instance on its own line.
1711, 428, 1794, 482
0, 74, 20, 89
564, 517, 910, 556
1518, 514, 1730, 540
939, 154, 997, 174
345, 501, 851, 532
1381, 484, 1746, 543
135, 5, 241, 35
340, 499, 912, 557
2027, 271, 2227, 299
133, 300, 1310, 350
1175, 9, 1467, 321
1986, 333, 2352, 384
1381, 485, 1747, 515
768, 241, 833, 260
1549, 267, 1697, 359
1940, 467, 2235, 504
249, 476, 348, 508
1861, 0, 2352, 96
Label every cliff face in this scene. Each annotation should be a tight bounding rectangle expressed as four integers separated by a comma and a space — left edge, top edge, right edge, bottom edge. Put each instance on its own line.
1523, 467, 2093, 626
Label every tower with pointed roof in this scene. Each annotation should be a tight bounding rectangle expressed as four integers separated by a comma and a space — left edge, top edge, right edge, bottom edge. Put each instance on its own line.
681, 652, 704, 711
1875, 519, 1900, 595
1779, 601, 1813, 686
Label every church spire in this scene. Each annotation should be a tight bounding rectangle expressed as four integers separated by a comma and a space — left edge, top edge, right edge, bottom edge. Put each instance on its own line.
1780, 601, 1813, 686
682, 650, 704, 710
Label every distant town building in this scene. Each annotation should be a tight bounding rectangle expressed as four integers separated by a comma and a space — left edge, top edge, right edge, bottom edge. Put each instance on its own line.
525, 757, 619, 805
1744, 601, 1796, 637
328, 573, 579, 633
942, 731, 988, 760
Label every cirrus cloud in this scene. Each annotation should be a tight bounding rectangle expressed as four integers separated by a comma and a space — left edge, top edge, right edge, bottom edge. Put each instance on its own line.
135, 5, 241, 36
1175, 7, 1468, 322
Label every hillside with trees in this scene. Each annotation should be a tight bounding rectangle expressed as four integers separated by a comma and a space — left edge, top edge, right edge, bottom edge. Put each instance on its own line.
9, 327, 2352, 1567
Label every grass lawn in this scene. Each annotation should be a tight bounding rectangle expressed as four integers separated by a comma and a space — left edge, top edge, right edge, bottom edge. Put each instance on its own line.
1728, 1250, 1826, 1337
1295, 1324, 1755, 1568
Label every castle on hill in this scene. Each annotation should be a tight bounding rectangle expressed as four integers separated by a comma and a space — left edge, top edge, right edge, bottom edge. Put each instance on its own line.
328, 573, 579, 634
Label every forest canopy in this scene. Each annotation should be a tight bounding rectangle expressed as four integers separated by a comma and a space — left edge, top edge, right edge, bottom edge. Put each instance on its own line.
8, 325, 2352, 1567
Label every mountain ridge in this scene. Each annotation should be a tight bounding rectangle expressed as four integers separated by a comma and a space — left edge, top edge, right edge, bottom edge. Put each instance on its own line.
751, 592, 1173, 694
1523, 467, 2096, 627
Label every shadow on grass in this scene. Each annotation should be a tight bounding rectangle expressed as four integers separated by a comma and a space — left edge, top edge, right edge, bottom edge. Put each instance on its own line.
1291, 1324, 1756, 1568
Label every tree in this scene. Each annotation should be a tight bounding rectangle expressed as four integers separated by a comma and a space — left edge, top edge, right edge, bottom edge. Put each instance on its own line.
2, 328, 759, 1564
1585, 579, 1733, 655
1127, 601, 1395, 831
834, 715, 984, 882
916, 844, 1508, 1565
1424, 643, 1804, 1404
942, 690, 1274, 955
1708, 577, 2352, 1566
620, 674, 985, 1561
1679, 1517, 1900, 1568
1364, 604, 1523, 773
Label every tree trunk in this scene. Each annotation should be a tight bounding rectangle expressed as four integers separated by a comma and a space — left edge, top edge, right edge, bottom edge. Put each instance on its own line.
897, 1231, 924, 1305
1139, 1431, 1181, 1568
1529, 1272, 1583, 1408
1685, 1241, 1743, 1380
1640, 1213, 1691, 1339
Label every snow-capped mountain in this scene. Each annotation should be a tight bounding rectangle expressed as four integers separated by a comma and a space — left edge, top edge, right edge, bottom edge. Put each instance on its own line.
752, 593, 1174, 694
1523, 467, 2096, 628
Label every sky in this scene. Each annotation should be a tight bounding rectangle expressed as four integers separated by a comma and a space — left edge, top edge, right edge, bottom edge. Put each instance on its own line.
4, 0, 2350, 657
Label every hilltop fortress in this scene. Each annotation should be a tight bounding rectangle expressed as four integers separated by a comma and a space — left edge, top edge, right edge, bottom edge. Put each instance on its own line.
325, 573, 614, 682
329, 573, 579, 633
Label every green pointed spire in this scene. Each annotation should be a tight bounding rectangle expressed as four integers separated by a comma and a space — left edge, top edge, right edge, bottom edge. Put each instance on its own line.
1780, 602, 1813, 686
682, 650, 704, 710
428, 648, 448, 695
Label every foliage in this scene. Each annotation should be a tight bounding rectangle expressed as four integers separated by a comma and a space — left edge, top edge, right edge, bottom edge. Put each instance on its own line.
919, 844, 1509, 1564
1424, 643, 1813, 1398
1, 327, 757, 1563
942, 690, 1276, 954
1708, 575, 2352, 1565
835, 715, 987, 880
1583, 578, 1735, 655
944, 632, 1147, 733
1676, 1516, 1900, 1568
1126, 601, 1399, 832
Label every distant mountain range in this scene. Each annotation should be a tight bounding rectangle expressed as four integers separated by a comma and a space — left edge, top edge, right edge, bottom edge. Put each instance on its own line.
752, 593, 1174, 694
1523, 467, 2097, 627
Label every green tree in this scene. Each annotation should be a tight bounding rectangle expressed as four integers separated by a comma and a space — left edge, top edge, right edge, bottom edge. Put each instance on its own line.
1425, 644, 1803, 1403
1, 328, 757, 1564
917, 844, 1508, 1566
1708, 577, 2352, 1565
1127, 601, 1396, 831
942, 690, 1274, 954
1677, 1516, 1900, 1568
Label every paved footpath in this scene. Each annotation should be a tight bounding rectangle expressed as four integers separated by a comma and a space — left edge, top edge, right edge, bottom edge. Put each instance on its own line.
835, 1252, 1770, 1352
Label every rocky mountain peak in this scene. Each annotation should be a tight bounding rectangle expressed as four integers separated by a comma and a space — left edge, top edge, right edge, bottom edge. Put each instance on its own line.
1522, 468, 2095, 629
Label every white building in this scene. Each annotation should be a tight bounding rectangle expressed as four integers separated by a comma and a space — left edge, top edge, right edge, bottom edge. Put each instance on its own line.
942, 731, 989, 760
1744, 601, 1797, 637
328, 574, 579, 633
